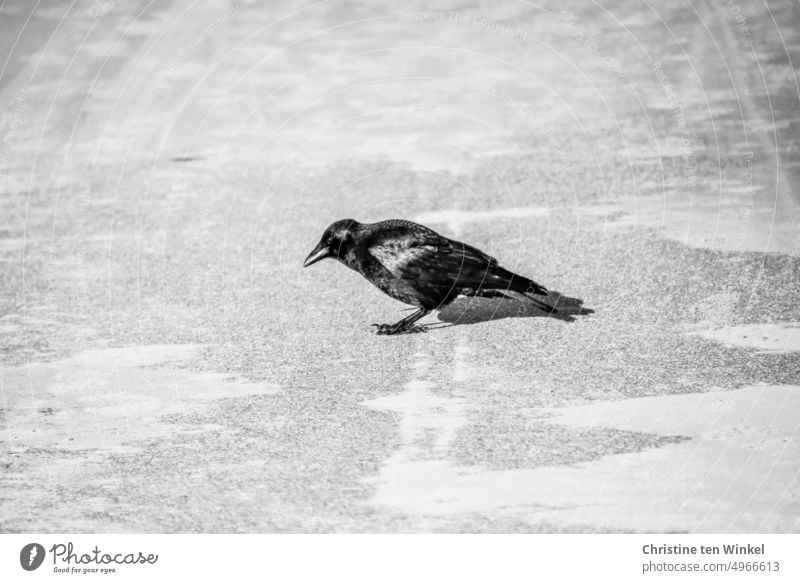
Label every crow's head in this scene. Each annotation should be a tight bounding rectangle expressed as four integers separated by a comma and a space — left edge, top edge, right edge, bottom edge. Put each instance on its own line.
303, 219, 360, 267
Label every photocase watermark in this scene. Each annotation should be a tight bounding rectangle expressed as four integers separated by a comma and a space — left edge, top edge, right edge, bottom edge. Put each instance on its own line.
733, 151, 755, 253
19, 541, 158, 574
0, 88, 30, 185
398, 10, 528, 41
88, 0, 118, 22
20, 543, 46, 571
721, 0, 752, 39
557, 11, 628, 78
137, 3, 242, 119
449, 77, 542, 126
652, 61, 696, 192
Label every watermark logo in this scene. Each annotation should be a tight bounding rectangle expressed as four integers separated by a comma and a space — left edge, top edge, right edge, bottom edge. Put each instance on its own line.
20, 543, 46, 571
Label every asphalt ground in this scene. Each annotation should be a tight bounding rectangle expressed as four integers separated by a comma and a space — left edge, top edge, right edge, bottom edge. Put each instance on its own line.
1, 0, 799, 532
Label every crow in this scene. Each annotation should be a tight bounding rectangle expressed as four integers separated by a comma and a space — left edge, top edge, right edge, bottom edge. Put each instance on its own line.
303, 218, 557, 334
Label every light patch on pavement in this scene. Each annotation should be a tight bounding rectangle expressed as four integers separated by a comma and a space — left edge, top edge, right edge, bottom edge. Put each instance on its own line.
0, 237, 27, 252
415, 207, 548, 229
604, 191, 800, 256
0, 344, 281, 452
415, 205, 624, 233
365, 385, 800, 532
364, 346, 472, 510
689, 322, 800, 353
364, 351, 469, 458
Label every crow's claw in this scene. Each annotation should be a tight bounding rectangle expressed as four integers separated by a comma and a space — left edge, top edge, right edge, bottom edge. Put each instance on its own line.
371, 323, 428, 335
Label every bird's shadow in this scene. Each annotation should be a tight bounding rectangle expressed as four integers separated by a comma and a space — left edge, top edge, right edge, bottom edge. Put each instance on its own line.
436, 291, 594, 326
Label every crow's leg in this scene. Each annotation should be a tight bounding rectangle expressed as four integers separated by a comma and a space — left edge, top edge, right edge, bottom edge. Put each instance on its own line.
371, 308, 431, 335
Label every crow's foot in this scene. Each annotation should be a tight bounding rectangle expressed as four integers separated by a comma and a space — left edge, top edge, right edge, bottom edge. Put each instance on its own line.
371, 323, 428, 335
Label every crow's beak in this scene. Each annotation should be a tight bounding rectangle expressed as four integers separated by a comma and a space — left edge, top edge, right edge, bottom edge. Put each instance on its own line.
303, 242, 330, 268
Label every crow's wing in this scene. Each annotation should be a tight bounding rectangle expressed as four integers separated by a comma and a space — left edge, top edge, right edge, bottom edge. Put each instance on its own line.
366, 222, 511, 302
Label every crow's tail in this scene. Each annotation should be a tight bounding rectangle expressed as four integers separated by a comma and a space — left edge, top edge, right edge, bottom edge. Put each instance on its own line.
524, 293, 559, 313
505, 272, 558, 313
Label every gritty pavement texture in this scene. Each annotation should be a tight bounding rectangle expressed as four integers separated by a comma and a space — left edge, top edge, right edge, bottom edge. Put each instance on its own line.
1, 0, 799, 533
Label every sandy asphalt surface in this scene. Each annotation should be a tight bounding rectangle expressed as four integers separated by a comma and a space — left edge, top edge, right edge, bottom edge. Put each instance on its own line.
1, 0, 799, 533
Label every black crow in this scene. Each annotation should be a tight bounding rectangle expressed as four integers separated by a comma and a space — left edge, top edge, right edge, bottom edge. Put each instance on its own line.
303, 218, 557, 334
